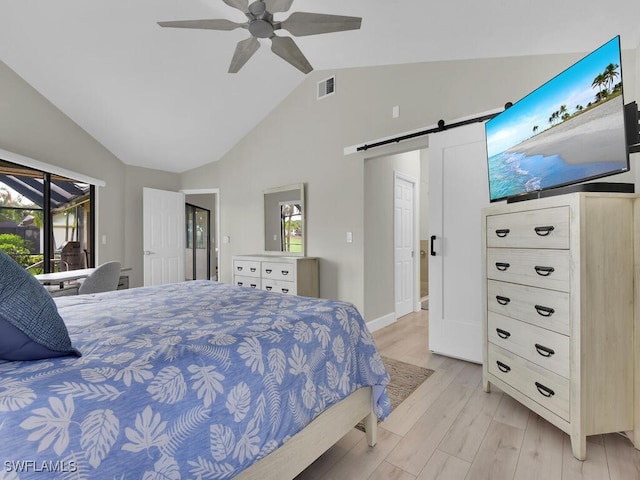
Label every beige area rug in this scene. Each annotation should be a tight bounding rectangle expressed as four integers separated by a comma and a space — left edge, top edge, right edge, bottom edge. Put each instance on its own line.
356, 356, 434, 431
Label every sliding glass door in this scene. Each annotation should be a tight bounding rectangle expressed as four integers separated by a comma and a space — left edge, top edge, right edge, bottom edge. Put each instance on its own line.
185, 203, 210, 281
0, 159, 95, 274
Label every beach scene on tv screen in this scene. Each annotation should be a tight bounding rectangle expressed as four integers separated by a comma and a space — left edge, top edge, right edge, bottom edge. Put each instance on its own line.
486, 37, 628, 201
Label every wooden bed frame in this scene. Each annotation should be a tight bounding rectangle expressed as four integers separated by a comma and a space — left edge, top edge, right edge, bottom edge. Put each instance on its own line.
235, 386, 377, 480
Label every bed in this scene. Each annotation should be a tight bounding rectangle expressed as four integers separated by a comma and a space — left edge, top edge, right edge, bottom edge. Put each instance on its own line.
0, 279, 391, 479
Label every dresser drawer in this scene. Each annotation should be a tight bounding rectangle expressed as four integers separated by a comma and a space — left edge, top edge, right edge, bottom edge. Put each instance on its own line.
234, 275, 261, 289
486, 248, 570, 292
262, 279, 296, 295
486, 207, 570, 249
487, 280, 570, 335
488, 344, 570, 421
233, 260, 261, 278
488, 312, 570, 378
262, 261, 296, 282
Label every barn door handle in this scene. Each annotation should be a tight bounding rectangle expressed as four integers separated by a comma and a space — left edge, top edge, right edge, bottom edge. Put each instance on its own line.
430, 235, 436, 256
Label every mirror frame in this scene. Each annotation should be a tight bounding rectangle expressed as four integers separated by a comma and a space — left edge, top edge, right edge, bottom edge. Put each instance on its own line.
263, 183, 305, 256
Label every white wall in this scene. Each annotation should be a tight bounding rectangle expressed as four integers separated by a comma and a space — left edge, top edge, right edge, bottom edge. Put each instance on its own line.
0, 59, 181, 286
182, 48, 639, 319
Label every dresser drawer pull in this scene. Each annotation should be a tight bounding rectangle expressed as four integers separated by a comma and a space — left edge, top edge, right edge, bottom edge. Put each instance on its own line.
250, 284, 257, 288
534, 266, 555, 276
265, 269, 272, 274
265, 286, 273, 291
496, 295, 511, 305
250, 267, 257, 272
534, 305, 555, 317
496, 328, 511, 339
535, 382, 555, 398
496, 361, 511, 373
237, 281, 243, 286
495, 228, 510, 238
534, 225, 555, 236
495, 262, 510, 271
281, 270, 289, 276
282, 288, 289, 294
237, 266, 243, 271
534, 344, 555, 357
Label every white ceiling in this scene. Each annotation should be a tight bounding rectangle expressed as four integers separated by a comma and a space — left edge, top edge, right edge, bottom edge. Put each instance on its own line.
1, 0, 639, 173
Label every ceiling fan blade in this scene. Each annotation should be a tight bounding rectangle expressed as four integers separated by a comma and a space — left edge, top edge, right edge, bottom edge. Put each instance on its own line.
222, 0, 249, 13
157, 19, 244, 31
270, 36, 312, 74
229, 37, 261, 73
280, 12, 362, 37
264, 0, 294, 13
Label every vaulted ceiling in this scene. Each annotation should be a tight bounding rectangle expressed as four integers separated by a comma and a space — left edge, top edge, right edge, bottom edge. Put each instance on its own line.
1, 0, 639, 173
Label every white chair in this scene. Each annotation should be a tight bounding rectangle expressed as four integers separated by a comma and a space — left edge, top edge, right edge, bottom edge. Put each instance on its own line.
77, 261, 121, 295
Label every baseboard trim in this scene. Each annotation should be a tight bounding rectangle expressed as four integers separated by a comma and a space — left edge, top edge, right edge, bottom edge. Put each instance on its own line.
366, 312, 396, 333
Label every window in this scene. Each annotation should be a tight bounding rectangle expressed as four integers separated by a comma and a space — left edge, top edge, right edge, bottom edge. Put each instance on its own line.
0, 159, 95, 274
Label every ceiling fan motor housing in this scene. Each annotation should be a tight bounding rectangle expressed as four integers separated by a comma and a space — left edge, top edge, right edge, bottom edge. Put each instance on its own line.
246, 4, 279, 38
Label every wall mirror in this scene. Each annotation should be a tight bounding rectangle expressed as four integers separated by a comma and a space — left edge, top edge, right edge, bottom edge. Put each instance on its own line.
264, 183, 305, 256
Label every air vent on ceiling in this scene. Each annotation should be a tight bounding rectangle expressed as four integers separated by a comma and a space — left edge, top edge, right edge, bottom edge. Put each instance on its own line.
317, 76, 336, 99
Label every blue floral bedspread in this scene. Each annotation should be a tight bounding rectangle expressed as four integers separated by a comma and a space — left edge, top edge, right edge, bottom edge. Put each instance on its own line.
0, 281, 390, 479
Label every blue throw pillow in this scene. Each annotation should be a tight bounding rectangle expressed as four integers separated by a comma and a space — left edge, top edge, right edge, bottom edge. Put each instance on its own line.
0, 251, 81, 360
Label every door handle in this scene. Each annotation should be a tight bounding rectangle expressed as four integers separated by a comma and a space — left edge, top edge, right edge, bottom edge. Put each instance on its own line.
143, 250, 156, 256
430, 235, 436, 256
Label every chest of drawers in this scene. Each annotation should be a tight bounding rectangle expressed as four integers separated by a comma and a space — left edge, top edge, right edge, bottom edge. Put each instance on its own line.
481, 193, 636, 460
232, 255, 319, 297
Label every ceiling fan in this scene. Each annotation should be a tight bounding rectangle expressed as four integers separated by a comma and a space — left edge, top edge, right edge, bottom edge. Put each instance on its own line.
158, 0, 362, 74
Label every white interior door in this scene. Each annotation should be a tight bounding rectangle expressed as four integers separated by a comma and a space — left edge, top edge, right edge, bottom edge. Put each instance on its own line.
394, 173, 417, 318
428, 123, 491, 363
143, 187, 185, 286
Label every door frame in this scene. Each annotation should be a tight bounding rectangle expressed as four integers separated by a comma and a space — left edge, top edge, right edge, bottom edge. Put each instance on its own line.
394, 171, 420, 318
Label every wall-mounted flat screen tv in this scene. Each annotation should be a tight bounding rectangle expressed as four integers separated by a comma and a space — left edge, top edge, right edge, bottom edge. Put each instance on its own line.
485, 36, 630, 202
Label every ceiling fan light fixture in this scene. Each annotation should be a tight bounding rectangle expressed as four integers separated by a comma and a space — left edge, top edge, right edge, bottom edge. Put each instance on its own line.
158, 0, 362, 74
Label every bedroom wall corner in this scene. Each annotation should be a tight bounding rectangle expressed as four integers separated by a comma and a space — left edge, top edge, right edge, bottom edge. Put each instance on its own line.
0, 58, 127, 266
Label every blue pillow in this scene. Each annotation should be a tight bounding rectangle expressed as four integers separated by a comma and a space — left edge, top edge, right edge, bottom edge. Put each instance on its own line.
0, 251, 81, 360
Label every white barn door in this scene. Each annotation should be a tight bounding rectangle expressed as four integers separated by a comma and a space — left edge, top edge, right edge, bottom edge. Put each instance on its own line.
143, 187, 185, 286
428, 123, 490, 363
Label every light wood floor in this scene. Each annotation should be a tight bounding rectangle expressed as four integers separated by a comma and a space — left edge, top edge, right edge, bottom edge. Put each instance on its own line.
295, 310, 640, 480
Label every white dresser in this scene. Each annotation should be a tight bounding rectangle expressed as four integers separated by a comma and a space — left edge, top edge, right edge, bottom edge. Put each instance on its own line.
232, 255, 319, 297
481, 193, 636, 460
